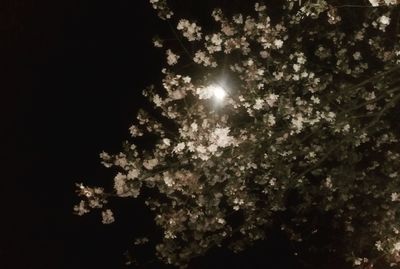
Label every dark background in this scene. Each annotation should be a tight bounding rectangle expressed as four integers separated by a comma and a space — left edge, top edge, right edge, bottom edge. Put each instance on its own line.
2, 0, 301, 268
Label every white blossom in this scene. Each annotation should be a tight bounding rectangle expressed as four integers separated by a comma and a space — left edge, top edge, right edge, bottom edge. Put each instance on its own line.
129, 125, 143, 137
166, 49, 179, 65
353, 257, 362, 266
274, 39, 284, 49
143, 158, 158, 170
127, 169, 140, 180
114, 173, 128, 196
74, 200, 90, 216
210, 127, 234, 148
369, 0, 380, 6
393, 242, 400, 252
254, 98, 265, 110
163, 138, 171, 146
163, 173, 174, 187
177, 19, 202, 41
196, 85, 214, 99
353, 51, 362, 61
173, 142, 185, 153
267, 114, 276, 126
379, 15, 391, 25
265, 93, 279, 107
102, 209, 115, 224
193, 50, 216, 67
191, 122, 198, 132
375, 240, 384, 251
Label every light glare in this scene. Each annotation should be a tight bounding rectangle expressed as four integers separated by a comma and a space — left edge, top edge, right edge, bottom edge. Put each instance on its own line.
211, 85, 227, 101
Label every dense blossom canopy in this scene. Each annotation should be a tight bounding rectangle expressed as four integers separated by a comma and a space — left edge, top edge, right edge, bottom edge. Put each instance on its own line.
75, 0, 400, 268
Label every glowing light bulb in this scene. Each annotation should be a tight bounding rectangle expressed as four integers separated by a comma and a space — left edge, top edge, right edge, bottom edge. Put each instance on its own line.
211, 84, 227, 101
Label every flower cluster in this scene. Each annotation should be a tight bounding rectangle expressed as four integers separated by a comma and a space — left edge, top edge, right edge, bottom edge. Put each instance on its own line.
369, 0, 399, 6
73, 183, 108, 216
149, 0, 173, 20
177, 19, 202, 41
75, 1, 400, 268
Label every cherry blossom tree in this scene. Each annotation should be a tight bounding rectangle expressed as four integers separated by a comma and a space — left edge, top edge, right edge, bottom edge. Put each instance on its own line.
74, 0, 400, 268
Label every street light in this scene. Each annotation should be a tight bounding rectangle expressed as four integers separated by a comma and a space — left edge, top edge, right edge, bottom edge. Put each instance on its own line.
209, 84, 227, 101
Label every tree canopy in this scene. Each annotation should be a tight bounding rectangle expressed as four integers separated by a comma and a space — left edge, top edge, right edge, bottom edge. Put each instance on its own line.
74, 1, 400, 268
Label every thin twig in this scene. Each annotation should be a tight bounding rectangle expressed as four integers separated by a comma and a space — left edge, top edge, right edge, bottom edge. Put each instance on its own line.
167, 20, 192, 59
334, 5, 375, 8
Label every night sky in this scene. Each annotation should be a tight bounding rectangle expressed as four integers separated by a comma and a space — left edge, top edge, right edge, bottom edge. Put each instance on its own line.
3, 1, 304, 268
